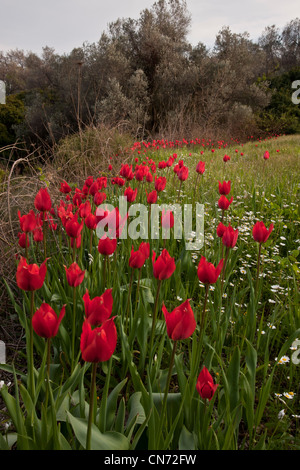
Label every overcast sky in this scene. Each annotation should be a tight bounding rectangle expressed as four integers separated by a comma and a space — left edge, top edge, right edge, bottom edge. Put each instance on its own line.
0, 0, 299, 55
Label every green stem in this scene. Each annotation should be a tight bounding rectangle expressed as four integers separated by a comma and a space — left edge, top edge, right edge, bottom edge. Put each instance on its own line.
125, 268, 134, 331
133, 268, 142, 317
29, 290, 35, 399
156, 340, 177, 449
86, 362, 97, 450
149, 279, 162, 360
221, 247, 230, 295
200, 284, 209, 337
71, 286, 77, 372
45, 337, 51, 409
256, 243, 262, 294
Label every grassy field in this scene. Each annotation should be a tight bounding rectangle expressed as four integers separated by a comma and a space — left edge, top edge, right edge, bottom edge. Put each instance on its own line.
0, 132, 299, 450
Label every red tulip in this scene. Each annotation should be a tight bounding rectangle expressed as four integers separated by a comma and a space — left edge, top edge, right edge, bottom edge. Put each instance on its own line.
263, 151, 270, 160
161, 210, 174, 229
83, 288, 113, 326
16, 257, 48, 291
124, 186, 138, 203
79, 201, 91, 218
65, 213, 84, 239
33, 227, 43, 243
18, 232, 30, 249
155, 176, 167, 192
196, 161, 205, 174
64, 262, 85, 287
152, 249, 176, 280
18, 210, 37, 233
218, 180, 231, 195
162, 299, 196, 340
196, 366, 218, 401
197, 256, 223, 284
139, 241, 150, 259
178, 166, 189, 181
216, 222, 226, 238
129, 245, 146, 269
222, 225, 239, 248
97, 235, 117, 256
146, 189, 158, 204
34, 187, 52, 212
85, 213, 97, 230
80, 318, 117, 363
93, 191, 107, 206
223, 155, 230, 162
60, 181, 72, 193
252, 221, 274, 244
218, 195, 233, 211
32, 303, 66, 338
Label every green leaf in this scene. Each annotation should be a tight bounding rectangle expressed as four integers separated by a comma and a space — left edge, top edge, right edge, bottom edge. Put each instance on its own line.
179, 425, 196, 450
66, 412, 130, 450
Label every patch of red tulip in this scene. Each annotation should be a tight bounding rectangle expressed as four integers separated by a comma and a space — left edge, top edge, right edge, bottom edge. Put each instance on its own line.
152, 249, 176, 280
162, 299, 196, 340
197, 256, 223, 284
80, 317, 117, 363
32, 303, 66, 338
196, 366, 218, 401
252, 221, 274, 243
16, 257, 48, 291
64, 262, 86, 287
83, 288, 113, 326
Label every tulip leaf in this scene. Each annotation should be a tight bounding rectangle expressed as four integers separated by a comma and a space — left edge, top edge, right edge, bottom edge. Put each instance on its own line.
179, 425, 197, 450
66, 411, 130, 450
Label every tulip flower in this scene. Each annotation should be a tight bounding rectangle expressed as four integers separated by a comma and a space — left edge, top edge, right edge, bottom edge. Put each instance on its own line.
155, 176, 167, 192
161, 210, 174, 230
34, 187, 52, 212
79, 201, 91, 219
124, 186, 138, 203
146, 189, 158, 205
16, 256, 48, 292
64, 262, 85, 287
252, 221, 274, 244
93, 191, 107, 206
196, 366, 218, 401
218, 180, 231, 195
80, 317, 117, 363
80, 316, 118, 449
263, 150, 270, 160
162, 299, 196, 341
65, 213, 84, 240
83, 288, 113, 326
32, 303, 66, 338
129, 245, 146, 269
218, 195, 233, 211
18, 232, 30, 249
222, 225, 239, 248
197, 256, 223, 285
18, 210, 37, 233
196, 161, 205, 174
152, 249, 176, 280
59, 180, 72, 193
97, 234, 117, 256
216, 222, 226, 238
223, 155, 230, 162
178, 166, 189, 181
253, 221, 274, 292
139, 241, 150, 259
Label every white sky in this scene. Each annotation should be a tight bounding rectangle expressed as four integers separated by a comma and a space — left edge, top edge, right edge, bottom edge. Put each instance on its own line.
0, 0, 299, 55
